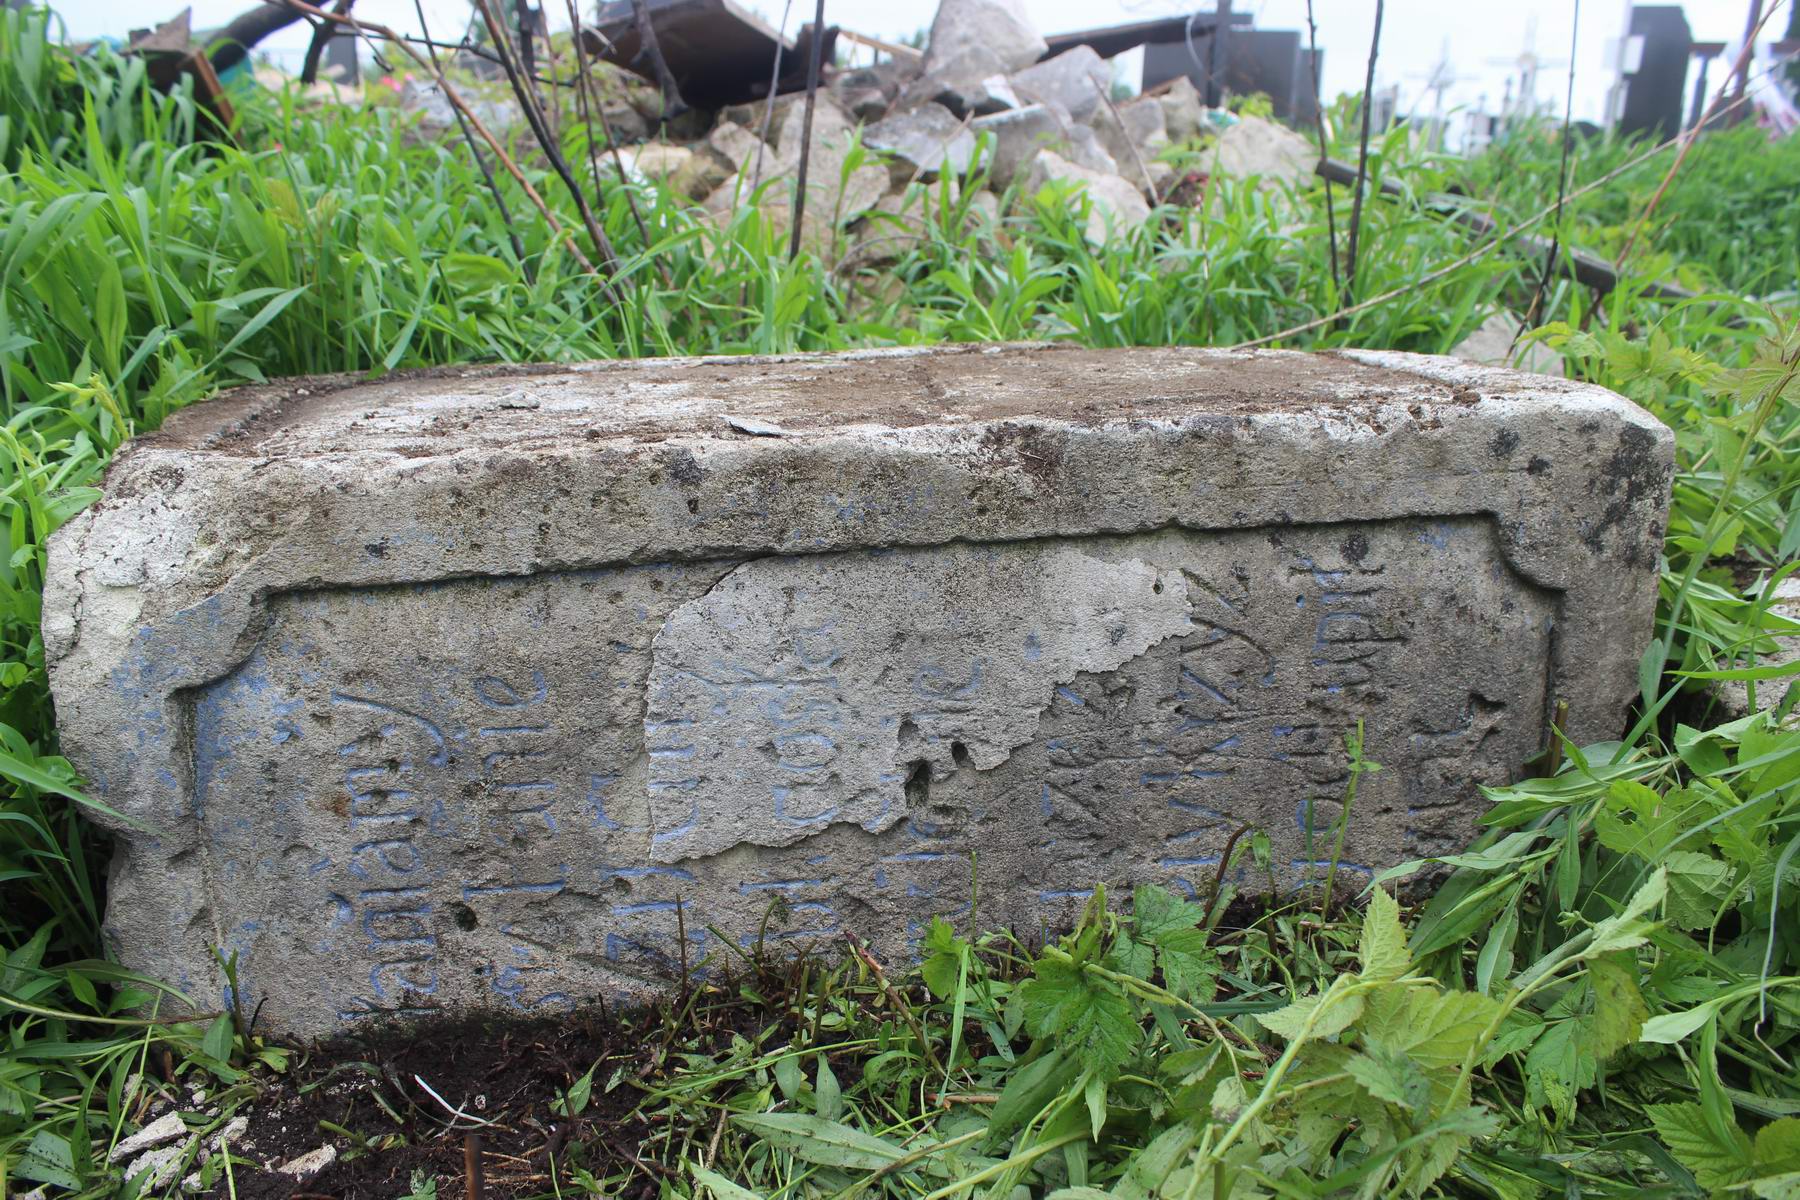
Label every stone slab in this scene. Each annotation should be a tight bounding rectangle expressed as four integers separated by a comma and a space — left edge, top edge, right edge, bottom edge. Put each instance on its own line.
45, 344, 1673, 1037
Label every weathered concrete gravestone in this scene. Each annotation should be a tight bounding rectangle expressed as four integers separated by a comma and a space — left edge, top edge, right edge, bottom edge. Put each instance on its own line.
46, 345, 1672, 1037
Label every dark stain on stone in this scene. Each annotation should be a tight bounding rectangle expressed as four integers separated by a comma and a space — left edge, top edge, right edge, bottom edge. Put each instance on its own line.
1527, 456, 1551, 475
1584, 424, 1667, 566
1342, 532, 1369, 563
667, 450, 704, 488
1490, 429, 1520, 458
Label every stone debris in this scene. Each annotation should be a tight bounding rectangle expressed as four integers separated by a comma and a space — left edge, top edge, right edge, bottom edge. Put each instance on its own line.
121, 1144, 187, 1190
1026, 150, 1152, 242
864, 103, 982, 182
109, 1112, 189, 1162
377, 0, 1367, 258
47, 344, 1670, 1038
1008, 46, 1113, 122
919, 0, 1047, 84
1156, 75, 1206, 143
1209, 114, 1316, 187
1092, 95, 1169, 190
276, 1144, 340, 1178
1450, 312, 1567, 377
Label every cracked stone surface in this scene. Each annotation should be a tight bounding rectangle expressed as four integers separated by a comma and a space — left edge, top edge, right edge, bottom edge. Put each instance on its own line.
45, 343, 1673, 1037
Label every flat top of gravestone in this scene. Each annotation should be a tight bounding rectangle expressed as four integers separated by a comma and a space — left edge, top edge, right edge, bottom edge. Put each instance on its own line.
147, 343, 1588, 460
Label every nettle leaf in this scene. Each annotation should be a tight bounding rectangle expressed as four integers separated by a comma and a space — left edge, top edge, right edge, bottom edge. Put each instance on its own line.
1359, 886, 1411, 982
1648, 1102, 1755, 1190
1588, 868, 1667, 955
1111, 934, 1155, 984
1595, 779, 1690, 860
1020, 958, 1142, 1076
1153, 928, 1219, 1003
1344, 1047, 1428, 1111
1585, 951, 1648, 1060
1257, 990, 1364, 1043
1662, 850, 1733, 931
1365, 989, 1500, 1079
1524, 1021, 1595, 1124
1756, 1118, 1800, 1175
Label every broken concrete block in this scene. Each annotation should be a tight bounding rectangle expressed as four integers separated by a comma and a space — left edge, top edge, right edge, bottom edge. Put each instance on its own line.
1025, 150, 1150, 241
1158, 75, 1205, 143
48, 345, 1671, 1037
920, 0, 1046, 81
1091, 95, 1169, 191
618, 143, 700, 195
773, 94, 890, 221
1210, 114, 1316, 187
902, 49, 1022, 117
973, 104, 1115, 190
1450, 312, 1566, 378
865, 103, 982, 182
1008, 45, 1112, 122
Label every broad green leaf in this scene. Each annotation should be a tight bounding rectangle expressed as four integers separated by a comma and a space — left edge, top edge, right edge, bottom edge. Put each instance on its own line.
1648, 1102, 1755, 1189
815, 1055, 842, 1122
1586, 951, 1648, 1060
202, 1013, 234, 1064
1358, 886, 1410, 982
1345, 1048, 1423, 1110
1257, 990, 1364, 1043
1020, 958, 1141, 1076
1084, 1073, 1107, 1140
774, 1050, 803, 1100
1756, 1119, 1800, 1174
1588, 867, 1667, 955
15, 1129, 80, 1189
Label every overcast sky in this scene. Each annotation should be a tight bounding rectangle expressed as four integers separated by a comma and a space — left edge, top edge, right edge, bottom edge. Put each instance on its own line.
47, 0, 1778, 126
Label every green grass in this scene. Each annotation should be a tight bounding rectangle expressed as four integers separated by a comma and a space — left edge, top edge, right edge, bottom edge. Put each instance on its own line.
1, 5, 1798, 1194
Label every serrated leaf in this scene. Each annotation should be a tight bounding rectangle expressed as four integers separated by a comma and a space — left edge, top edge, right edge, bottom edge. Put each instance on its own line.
1151, 926, 1219, 1003
1588, 867, 1667, 955
1648, 1102, 1755, 1189
1256, 990, 1364, 1042
1756, 1119, 1800, 1174
1132, 884, 1209, 939
1344, 1048, 1424, 1110
1584, 951, 1647, 1060
1358, 886, 1410, 981
1663, 850, 1732, 931
1524, 1020, 1593, 1123
1021, 958, 1142, 1076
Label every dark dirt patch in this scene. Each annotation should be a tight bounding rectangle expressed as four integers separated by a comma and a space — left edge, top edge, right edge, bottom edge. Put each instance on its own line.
207, 1000, 763, 1200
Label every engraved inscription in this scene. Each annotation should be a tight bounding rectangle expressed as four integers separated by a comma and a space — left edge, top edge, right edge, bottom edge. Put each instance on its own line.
184, 520, 1554, 1026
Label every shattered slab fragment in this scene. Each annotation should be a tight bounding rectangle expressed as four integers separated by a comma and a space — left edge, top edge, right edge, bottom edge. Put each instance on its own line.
46, 344, 1672, 1037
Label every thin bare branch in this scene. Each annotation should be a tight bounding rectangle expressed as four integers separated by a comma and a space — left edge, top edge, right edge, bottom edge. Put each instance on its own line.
1342, 0, 1384, 307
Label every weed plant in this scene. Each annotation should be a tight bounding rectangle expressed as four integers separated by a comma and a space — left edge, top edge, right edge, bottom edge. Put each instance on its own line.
0, 6, 1798, 1194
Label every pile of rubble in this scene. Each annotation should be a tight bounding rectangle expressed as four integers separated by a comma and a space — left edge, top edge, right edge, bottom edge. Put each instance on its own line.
403, 0, 1318, 256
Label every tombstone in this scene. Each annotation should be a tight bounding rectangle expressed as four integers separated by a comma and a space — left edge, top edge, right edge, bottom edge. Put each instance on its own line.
1618, 5, 1692, 142
45, 345, 1672, 1037
1142, 30, 1320, 124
